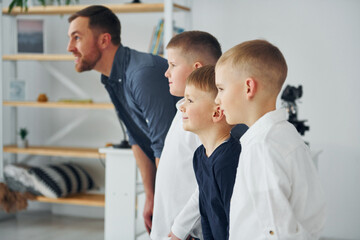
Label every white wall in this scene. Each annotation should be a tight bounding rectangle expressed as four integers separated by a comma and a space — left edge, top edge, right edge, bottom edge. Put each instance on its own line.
2, 0, 359, 239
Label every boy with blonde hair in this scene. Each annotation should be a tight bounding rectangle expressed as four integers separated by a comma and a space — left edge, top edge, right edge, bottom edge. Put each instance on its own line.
151, 31, 223, 240
177, 65, 241, 240
215, 39, 326, 239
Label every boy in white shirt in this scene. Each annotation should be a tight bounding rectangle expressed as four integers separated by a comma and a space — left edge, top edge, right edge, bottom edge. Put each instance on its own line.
151, 31, 223, 240
215, 39, 327, 239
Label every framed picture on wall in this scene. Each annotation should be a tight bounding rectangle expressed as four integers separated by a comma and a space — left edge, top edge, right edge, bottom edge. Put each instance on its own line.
17, 19, 44, 53
9, 80, 26, 101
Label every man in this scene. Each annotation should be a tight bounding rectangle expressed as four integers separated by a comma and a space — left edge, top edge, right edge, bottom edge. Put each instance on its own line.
67, 5, 179, 233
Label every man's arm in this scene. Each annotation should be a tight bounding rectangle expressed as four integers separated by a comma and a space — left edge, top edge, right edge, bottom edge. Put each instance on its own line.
131, 144, 156, 234
155, 158, 160, 168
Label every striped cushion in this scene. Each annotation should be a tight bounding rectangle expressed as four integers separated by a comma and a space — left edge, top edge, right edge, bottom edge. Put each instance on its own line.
29, 163, 95, 198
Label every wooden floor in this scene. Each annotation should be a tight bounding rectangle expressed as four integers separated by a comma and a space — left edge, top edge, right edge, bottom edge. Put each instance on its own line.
0, 211, 105, 240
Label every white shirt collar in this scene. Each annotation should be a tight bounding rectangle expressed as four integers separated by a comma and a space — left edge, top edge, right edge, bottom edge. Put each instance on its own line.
240, 108, 287, 145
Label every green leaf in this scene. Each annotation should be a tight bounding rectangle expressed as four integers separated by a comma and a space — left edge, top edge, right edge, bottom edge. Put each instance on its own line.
7, 0, 80, 13
19, 128, 28, 140
39, 0, 46, 6
24, 0, 28, 11
8, 0, 17, 13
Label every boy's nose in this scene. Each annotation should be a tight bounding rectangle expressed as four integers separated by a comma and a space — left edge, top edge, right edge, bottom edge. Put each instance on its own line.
215, 95, 220, 105
178, 102, 186, 113
164, 68, 170, 78
176, 98, 186, 112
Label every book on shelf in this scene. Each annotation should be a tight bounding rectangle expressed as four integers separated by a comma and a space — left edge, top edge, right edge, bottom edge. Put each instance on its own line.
149, 19, 185, 56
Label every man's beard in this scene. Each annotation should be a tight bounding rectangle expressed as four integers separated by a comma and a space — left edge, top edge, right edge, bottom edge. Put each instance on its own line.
75, 49, 102, 72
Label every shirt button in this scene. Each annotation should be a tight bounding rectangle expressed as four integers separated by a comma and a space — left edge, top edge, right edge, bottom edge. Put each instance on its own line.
146, 119, 149, 124
118, 78, 122, 83
269, 230, 274, 235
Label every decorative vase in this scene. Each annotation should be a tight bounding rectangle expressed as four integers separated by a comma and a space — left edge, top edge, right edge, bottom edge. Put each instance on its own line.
18, 139, 28, 148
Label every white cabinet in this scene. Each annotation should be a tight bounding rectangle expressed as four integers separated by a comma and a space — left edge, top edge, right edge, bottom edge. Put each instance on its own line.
99, 148, 145, 240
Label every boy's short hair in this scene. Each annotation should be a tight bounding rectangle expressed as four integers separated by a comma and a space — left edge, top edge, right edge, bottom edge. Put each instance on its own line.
167, 31, 222, 65
68, 5, 121, 46
186, 65, 217, 98
217, 39, 288, 94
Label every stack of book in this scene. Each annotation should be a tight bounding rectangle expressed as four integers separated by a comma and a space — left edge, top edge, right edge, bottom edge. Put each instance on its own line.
149, 19, 184, 56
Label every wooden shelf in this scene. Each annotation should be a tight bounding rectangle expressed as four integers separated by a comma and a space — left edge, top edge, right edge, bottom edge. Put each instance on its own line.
2, 3, 190, 15
2, 54, 74, 61
3, 145, 105, 159
34, 193, 105, 207
3, 101, 114, 109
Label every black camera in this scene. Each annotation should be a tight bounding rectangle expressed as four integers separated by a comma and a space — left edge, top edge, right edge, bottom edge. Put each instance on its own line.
281, 85, 303, 103
281, 85, 309, 136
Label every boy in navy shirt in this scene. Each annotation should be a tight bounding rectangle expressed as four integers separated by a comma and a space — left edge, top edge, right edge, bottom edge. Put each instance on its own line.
177, 65, 241, 240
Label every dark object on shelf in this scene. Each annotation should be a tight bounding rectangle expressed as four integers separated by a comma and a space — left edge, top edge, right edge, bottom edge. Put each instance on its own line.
131, 0, 141, 3
281, 85, 310, 136
113, 121, 131, 149
113, 140, 131, 149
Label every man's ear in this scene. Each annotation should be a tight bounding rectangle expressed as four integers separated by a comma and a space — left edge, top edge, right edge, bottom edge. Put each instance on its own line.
193, 61, 203, 69
98, 33, 112, 50
245, 77, 257, 99
212, 106, 225, 123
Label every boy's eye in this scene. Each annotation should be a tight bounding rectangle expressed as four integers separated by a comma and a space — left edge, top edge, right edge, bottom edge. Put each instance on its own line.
74, 36, 80, 40
217, 87, 224, 92
187, 99, 193, 103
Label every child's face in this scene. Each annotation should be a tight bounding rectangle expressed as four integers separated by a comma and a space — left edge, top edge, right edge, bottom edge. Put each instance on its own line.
215, 65, 246, 125
165, 48, 195, 97
179, 85, 216, 134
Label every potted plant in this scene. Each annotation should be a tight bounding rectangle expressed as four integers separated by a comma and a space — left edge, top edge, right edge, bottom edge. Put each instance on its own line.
18, 128, 29, 148
8, 0, 79, 13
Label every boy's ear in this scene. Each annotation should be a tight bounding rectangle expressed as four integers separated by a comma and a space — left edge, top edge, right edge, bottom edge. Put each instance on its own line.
212, 106, 225, 123
97, 33, 112, 50
245, 77, 257, 99
193, 62, 203, 69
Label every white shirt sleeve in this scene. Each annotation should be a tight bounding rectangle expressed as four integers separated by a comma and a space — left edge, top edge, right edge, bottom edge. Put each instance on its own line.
171, 187, 202, 239
243, 144, 326, 239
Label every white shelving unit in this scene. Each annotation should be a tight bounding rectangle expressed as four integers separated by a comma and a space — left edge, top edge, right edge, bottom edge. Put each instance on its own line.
0, 0, 4, 182
0, 1, 190, 238
0, 1, 10, 222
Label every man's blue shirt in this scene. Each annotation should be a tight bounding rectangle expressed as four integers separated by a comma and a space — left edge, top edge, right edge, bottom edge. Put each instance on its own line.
101, 45, 179, 161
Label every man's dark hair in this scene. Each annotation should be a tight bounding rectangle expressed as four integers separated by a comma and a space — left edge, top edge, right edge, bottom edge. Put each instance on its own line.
68, 5, 121, 45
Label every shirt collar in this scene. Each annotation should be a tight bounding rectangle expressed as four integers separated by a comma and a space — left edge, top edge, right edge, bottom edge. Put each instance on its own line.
240, 108, 287, 145
101, 45, 127, 85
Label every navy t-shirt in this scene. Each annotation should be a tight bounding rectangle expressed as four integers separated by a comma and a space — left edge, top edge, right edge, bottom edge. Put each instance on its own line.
193, 135, 241, 240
